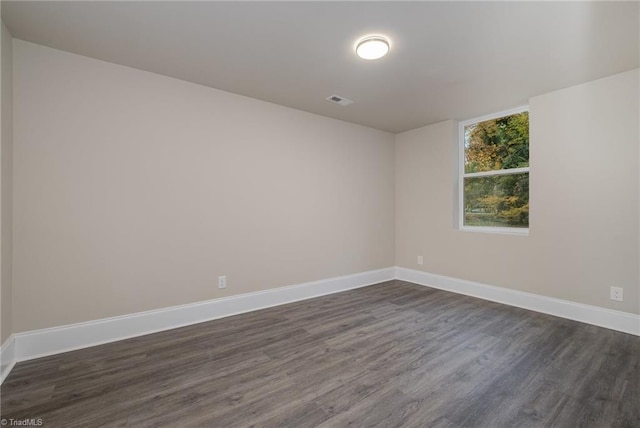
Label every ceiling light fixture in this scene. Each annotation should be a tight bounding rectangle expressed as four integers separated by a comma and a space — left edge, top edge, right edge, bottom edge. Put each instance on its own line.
355, 36, 390, 60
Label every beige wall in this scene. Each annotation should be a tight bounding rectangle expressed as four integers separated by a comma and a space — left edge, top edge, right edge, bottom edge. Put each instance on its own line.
9, 39, 639, 334
12, 40, 396, 332
396, 69, 639, 315
1, 22, 13, 344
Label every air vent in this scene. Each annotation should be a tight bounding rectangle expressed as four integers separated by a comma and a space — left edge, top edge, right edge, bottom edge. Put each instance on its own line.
325, 94, 354, 107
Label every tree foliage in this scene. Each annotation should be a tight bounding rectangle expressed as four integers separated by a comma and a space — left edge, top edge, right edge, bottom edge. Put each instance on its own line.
464, 112, 529, 227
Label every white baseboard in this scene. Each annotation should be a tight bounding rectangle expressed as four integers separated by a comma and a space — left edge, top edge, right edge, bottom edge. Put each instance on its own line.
396, 266, 640, 336
0, 335, 16, 384
2, 265, 637, 384
12, 267, 396, 364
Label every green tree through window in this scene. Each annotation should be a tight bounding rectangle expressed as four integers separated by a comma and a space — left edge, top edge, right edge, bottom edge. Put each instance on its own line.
462, 110, 529, 229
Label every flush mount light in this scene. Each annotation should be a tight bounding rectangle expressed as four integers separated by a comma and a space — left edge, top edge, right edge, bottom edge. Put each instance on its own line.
355, 36, 390, 60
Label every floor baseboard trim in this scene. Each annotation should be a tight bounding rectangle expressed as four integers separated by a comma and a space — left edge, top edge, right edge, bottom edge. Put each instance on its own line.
396, 266, 640, 336
0, 335, 16, 384
13, 267, 396, 363
4, 265, 637, 382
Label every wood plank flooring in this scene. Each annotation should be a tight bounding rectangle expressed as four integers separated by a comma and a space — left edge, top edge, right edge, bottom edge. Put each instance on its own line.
1, 280, 639, 427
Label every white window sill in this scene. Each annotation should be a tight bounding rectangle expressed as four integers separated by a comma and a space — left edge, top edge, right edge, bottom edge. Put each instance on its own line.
459, 226, 529, 236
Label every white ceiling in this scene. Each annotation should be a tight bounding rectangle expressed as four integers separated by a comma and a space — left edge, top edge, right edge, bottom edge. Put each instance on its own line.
3, 1, 638, 133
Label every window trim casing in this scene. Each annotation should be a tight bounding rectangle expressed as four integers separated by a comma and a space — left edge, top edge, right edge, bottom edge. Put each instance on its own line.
457, 105, 530, 236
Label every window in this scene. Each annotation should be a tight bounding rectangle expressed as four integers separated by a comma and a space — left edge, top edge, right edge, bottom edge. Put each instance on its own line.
458, 107, 529, 234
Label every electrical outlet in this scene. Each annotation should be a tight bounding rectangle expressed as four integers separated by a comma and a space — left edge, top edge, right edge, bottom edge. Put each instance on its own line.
417, 256, 424, 265
218, 275, 227, 289
610, 286, 623, 302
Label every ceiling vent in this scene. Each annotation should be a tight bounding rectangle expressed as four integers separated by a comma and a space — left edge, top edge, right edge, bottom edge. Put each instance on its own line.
325, 95, 354, 107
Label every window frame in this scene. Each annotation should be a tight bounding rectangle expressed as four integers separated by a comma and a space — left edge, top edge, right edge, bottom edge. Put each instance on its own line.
458, 105, 530, 236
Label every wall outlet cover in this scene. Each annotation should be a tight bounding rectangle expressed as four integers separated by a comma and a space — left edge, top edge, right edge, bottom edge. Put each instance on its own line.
610, 286, 623, 302
218, 276, 227, 289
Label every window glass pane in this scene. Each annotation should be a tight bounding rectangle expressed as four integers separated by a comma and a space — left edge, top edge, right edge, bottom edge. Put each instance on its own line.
464, 111, 529, 174
464, 173, 529, 228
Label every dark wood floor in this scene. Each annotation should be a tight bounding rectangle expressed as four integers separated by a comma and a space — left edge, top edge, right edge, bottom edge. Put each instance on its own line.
2, 280, 639, 427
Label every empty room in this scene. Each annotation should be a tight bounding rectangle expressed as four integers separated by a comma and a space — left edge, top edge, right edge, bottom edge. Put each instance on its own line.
0, 1, 638, 427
